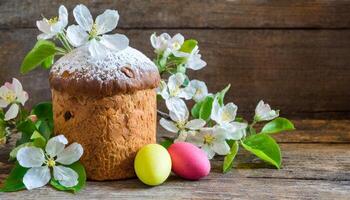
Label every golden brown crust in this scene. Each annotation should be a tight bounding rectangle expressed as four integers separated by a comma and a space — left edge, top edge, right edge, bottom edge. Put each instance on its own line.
49, 46, 160, 97
52, 89, 157, 180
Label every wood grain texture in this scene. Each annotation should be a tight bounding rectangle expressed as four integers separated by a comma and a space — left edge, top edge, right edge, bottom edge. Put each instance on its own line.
1, 28, 349, 118
0, 142, 349, 199
1, 0, 350, 28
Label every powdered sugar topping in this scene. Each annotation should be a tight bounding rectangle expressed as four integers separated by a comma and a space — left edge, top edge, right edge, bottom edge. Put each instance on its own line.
51, 46, 157, 82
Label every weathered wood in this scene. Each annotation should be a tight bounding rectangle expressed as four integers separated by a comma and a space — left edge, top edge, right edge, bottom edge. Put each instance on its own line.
0, 143, 349, 199
1, 0, 350, 29
158, 119, 350, 143
1, 29, 350, 118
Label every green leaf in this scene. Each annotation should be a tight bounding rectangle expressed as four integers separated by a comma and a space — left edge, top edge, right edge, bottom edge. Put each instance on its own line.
0, 118, 6, 139
241, 134, 281, 169
216, 84, 231, 106
41, 55, 54, 69
223, 140, 239, 173
191, 101, 204, 118
16, 120, 37, 146
20, 40, 57, 74
0, 162, 28, 192
50, 162, 86, 193
9, 142, 34, 161
31, 102, 53, 140
160, 138, 173, 149
179, 39, 198, 53
199, 96, 214, 121
261, 117, 295, 134
30, 131, 46, 148
31, 102, 53, 121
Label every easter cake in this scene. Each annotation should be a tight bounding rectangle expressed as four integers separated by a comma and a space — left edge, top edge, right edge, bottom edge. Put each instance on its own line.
49, 45, 160, 180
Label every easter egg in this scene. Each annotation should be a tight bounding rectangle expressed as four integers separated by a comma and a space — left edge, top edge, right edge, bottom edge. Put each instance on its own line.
134, 144, 172, 186
168, 142, 210, 180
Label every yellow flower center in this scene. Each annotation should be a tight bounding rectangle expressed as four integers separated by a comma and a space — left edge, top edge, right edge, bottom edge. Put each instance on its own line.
221, 110, 231, 122
203, 134, 215, 145
90, 23, 99, 38
195, 88, 202, 96
172, 41, 181, 50
47, 158, 56, 167
170, 86, 180, 96
47, 17, 58, 25
3, 91, 16, 103
177, 121, 186, 130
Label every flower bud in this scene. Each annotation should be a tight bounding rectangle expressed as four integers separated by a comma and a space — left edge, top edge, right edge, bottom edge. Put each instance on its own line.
28, 114, 38, 123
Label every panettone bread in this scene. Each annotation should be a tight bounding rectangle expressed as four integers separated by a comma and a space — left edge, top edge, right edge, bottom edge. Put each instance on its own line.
49, 46, 160, 180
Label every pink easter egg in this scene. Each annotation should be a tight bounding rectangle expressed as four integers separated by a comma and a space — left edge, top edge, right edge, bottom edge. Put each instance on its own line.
168, 142, 210, 180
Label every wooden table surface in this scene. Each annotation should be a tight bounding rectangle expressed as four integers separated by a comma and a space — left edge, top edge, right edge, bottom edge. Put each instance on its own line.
0, 119, 349, 199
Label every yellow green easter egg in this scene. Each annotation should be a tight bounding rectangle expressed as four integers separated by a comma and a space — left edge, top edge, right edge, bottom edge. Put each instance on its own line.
134, 144, 172, 186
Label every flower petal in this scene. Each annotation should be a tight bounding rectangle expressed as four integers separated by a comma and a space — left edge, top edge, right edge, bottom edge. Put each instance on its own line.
17, 147, 45, 168
4, 103, 19, 121
56, 143, 83, 165
37, 33, 56, 40
168, 73, 185, 93
0, 99, 8, 108
17, 91, 28, 106
166, 98, 189, 122
190, 80, 208, 102
178, 86, 195, 100
212, 141, 230, 155
159, 118, 179, 133
100, 34, 129, 51
73, 4, 93, 31
23, 166, 51, 190
66, 25, 89, 47
36, 20, 51, 34
187, 55, 206, 70
255, 100, 279, 121
157, 80, 170, 100
210, 97, 221, 124
174, 130, 190, 143
185, 119, 206, 130
88, 39, 109, 60
58, 5, 68, 28
12, 78, 23, 97
221, 102, 237, 123
95, 9, 119, 35
53, 166, 79, 187
45, 135, 68, 157
202, 145, 215, 159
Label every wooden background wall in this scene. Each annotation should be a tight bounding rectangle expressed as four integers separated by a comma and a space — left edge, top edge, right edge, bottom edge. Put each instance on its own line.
0, 0, 350, 119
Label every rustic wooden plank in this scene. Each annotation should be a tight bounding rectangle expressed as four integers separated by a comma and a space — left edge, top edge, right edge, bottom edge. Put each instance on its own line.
158, 119, 350, 143
1, 143, 349, 199
1, 0, 350, 29
1, 28, 350, 118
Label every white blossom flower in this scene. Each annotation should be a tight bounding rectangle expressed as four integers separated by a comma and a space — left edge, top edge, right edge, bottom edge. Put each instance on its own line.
16, 135, 83, 190
173, 45, 206, 70
160, 98, 206, 142
187, 127, 230, 159
211, 97, 237, 125
211, 97, 247, 140
150, 33, 171, 53
254, 100, 279, 122
157, 73, 195, 106
187, 80, 208, 102
0, 78, 28, 121
66, 4, 129, 60
167, 33, 184, 53
36, 5, 68, 40
151, 33, 184, 55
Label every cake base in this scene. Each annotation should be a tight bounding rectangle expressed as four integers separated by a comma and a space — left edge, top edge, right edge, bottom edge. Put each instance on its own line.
52, 89, 157, 180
